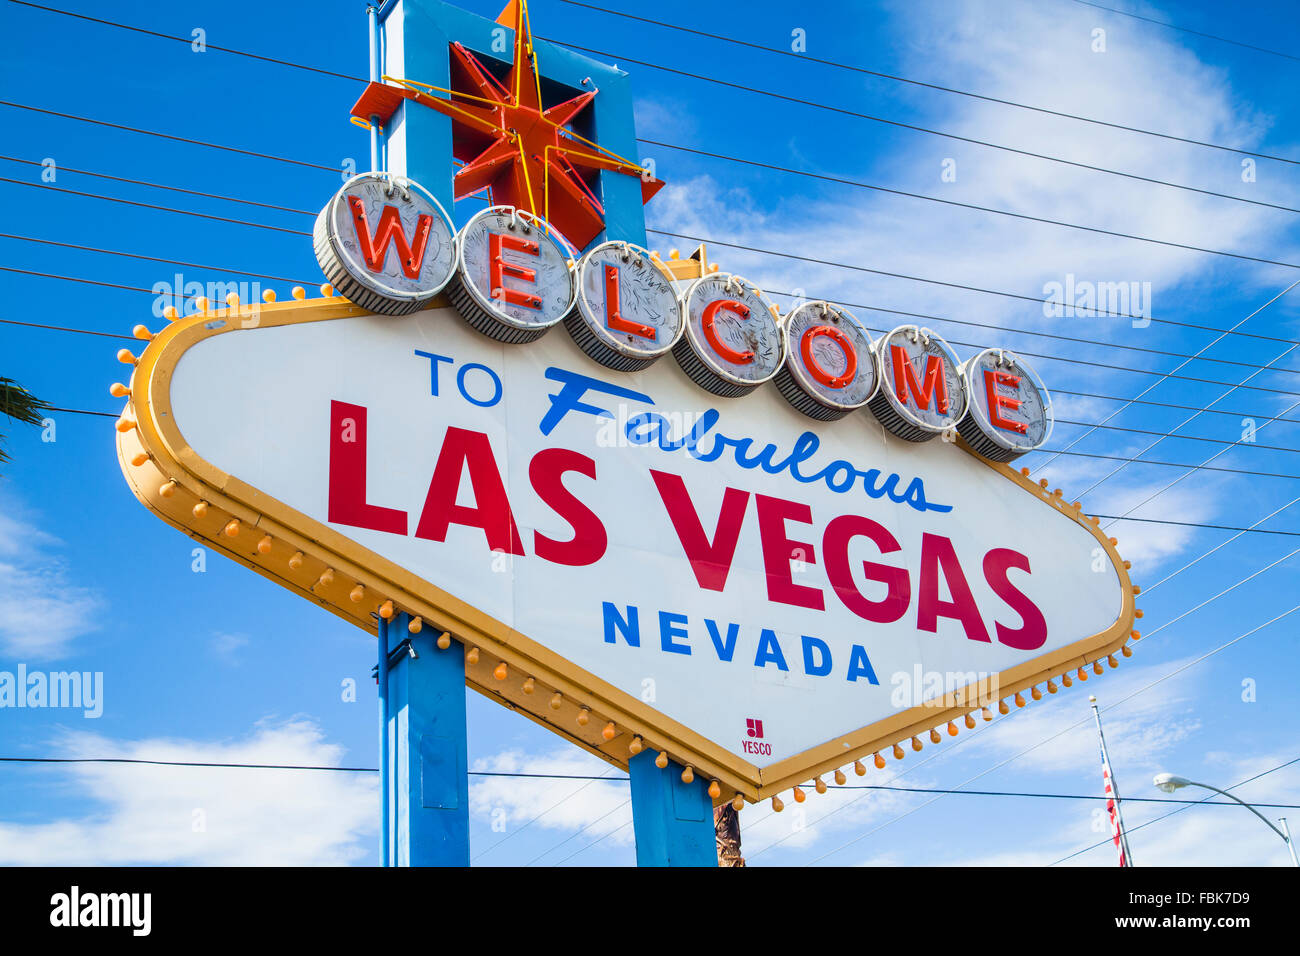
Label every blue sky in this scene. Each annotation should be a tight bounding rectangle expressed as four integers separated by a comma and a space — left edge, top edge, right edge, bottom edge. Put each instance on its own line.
1, 0, 1299, 865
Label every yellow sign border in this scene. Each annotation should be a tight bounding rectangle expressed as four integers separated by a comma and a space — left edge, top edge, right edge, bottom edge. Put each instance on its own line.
115, 292, 1138, 806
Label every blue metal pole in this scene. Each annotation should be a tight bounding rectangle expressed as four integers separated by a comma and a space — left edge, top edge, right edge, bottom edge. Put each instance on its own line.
628, 751, 718, 867
378, 617, 390, 866
380, 613, 471, 866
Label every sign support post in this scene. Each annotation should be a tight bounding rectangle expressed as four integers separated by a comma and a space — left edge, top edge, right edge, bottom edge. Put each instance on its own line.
380, 613, 471, 866
628, 751, 718, 867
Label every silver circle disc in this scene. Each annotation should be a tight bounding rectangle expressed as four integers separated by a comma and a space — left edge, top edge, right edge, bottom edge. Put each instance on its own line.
870, 325, 969, 437
780, 301, 879, 413
570, 241, 683, 364
676, 273, 785, 389
453, 206, 576, 335
959, 348, 1054, 457
315, 172, 457, 313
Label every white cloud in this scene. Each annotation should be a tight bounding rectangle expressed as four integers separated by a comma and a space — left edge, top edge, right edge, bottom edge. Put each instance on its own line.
643, 0, 1300, 555
0, 719, 375, 865
0, 500, 101, 660
953, 654, 1202, 775
210, 632, 250, 665
469, 747, 633, 864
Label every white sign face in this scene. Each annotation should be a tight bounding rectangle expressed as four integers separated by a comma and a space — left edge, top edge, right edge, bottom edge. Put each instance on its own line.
165, 305, 1127, 772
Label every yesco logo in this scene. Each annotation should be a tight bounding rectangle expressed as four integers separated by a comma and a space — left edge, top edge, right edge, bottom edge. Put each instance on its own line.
49, 886, 151, 936
743, 718, 772, 757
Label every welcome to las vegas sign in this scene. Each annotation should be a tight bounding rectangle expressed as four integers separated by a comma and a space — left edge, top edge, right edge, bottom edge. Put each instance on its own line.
112, 5, 1138, 810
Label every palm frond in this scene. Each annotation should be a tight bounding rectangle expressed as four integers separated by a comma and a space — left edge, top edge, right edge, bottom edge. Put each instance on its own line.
0, 377, 53, 465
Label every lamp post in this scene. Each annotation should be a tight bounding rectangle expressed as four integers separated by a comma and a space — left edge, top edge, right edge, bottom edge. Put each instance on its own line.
1153, 773, 1300, 867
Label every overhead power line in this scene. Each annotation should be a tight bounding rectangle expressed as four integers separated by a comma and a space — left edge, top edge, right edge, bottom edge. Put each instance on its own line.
0, 176, 314, 236
5, 104, 1296, 354
797, 599, 1300, 865
12, 165, 1300, 393
551, 0, 1300, 166
0, 233, 316, 285
556, 39, 1300, 215
643, 139, 1300, 271
0, 317, 134, 342
1048, 754, 1300, 865
1033, 280, 1300, 476
0, 100, 337, 172
11, 753, 1295, 809
11, 150, 1300, 383
4, 0, 368, 82
0, 154, 316, 216
1067, 0, 1300, 64
15, 0, 1297, 217
651, 229, 1300, 351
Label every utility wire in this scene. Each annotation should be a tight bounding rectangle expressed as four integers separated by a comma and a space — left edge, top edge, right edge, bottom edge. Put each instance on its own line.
1067, 0, 1300, 64
1145, 496, 1300, 593
793, 295, 1300, 381
1048, 755, 1300, 865
552, 1, 1300, 166
11, 150, 1300, 382
549, 38, 1300, 216
8, 752, 1293, 810
15, 0, 1296, 217
797, 600, 1300, 865
4, 0, 368, 82
0, 176, 314, 236
0, 154, 316, 216
471, 769, 625, 862
1033, 280, 1300, 477
650, 229, 1300, 349
644, 139, 1300, 270
0, 317, 134, 341
0, 100, 337, 172
2, 116, 1294, 352
0, 233, 316, 286
754, 539, 1300, 861
11, 171, 1300, 397
1098, 397, 1300, 530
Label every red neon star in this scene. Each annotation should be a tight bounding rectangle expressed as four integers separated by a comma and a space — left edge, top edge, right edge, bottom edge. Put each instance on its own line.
351, 0, 664, 249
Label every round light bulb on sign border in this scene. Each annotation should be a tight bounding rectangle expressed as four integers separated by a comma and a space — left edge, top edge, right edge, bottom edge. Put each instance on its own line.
446, 205, 577, 345
957, 347, 1054, 462
313, 172, 458, 315
672, 272, 787, 397
566, 239, 685, 371
774, 300, 880, 421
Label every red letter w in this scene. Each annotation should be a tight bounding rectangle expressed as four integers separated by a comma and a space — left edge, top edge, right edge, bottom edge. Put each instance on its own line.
347, 197, 432, 278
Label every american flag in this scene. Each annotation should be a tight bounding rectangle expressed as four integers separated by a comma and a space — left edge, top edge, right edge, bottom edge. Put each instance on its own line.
1102, 756, 1129, 867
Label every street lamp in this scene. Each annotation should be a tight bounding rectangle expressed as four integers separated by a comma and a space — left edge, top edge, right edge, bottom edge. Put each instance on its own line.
1153, 772, 1299, 866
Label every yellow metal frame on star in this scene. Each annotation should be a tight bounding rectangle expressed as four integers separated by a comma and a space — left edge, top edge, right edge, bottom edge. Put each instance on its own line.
112, 266, 1139, 812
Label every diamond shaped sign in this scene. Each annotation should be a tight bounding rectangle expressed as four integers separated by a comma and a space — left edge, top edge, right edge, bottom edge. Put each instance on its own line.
116, 272, 1136, 805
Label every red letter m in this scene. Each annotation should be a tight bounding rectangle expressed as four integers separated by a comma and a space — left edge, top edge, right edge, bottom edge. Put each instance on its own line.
347, 196, 432, 278
890, 344, 949, 414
